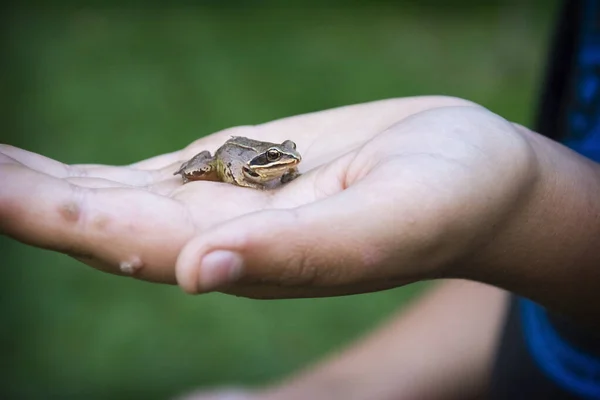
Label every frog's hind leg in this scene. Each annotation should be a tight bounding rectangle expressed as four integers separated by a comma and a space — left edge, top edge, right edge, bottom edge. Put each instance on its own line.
174, 151, 219, 183
173, 151, 211, 175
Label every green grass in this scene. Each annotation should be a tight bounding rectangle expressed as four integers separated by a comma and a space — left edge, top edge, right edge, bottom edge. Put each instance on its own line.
2, 2, 558, 399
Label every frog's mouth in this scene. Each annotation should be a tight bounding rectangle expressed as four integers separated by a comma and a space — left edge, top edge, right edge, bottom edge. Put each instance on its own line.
243, 167, 261, 179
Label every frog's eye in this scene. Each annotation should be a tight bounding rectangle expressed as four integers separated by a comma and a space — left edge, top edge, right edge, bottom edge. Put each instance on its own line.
266, 149, 281, 161
282, 140, 296, 150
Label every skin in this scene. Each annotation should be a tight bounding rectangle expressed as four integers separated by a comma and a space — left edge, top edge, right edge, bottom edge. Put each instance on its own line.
1, 96, 600, 399
1, 96, 599, 314
177, 280, 508, 400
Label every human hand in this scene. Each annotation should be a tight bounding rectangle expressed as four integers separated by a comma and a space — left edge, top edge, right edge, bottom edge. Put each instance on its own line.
0, 96, 535, 298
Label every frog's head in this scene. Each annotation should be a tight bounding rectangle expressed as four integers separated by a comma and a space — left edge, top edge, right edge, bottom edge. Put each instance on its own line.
243, 140, 302, 183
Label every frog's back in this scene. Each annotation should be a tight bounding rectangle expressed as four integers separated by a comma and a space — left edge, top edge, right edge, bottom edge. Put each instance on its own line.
215, 144, 247, 164
215, 136, 264, 164
227, 136, 275, 149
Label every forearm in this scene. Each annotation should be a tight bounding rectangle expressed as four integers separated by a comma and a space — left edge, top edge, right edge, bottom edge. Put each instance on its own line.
463, 127, 600, 327
261, 280, 508, 400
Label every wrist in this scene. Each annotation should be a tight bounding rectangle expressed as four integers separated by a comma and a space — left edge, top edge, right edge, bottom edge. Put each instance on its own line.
458, 126, 600, 325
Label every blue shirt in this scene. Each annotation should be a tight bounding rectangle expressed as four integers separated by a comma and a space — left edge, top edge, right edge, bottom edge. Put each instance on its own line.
520, 0, 600, 398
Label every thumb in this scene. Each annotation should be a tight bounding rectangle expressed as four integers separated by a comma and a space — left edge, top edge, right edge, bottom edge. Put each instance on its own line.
175, 189, 415, 297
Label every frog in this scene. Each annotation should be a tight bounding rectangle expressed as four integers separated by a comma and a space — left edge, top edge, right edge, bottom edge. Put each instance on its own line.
173, 136, 302, 190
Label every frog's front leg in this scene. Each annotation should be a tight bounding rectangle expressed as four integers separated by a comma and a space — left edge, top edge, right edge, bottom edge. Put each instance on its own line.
174, 151, 218, 183
280, 167, 301, 184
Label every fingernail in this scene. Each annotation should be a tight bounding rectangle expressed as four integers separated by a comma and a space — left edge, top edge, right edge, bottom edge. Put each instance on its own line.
198, 250, 244, 291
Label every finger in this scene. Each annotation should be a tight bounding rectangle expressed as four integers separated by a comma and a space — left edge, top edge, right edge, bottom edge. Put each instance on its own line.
215, 279, 415, 299
174, 178, 432, 296
64, 177, 132, 189
0, 144, 165, 186
1, 144, 72, 177
0, 152, 19, 166
72, 164, 175, 187
0, 164, 194, 284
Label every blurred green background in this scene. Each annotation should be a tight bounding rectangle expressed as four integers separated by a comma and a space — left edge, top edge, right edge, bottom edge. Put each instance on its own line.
2, 1, 559, 399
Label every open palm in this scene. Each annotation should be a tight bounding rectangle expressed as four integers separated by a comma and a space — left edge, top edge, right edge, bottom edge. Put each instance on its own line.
0, 96, 532, 299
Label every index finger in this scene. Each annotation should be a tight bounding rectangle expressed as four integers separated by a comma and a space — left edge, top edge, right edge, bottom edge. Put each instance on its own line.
0, 164, 195, 284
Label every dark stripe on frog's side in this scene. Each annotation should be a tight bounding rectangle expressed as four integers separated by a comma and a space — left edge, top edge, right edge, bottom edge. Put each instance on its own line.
215, 159, 237, 184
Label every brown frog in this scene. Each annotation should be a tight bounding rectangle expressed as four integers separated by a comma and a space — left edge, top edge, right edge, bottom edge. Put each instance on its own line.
174, 136, 302, 190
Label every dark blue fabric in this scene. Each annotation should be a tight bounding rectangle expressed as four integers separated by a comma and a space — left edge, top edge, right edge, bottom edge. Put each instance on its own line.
519, 0, 600, 398
563, 0, 600, 162
521, 300, 600, 399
